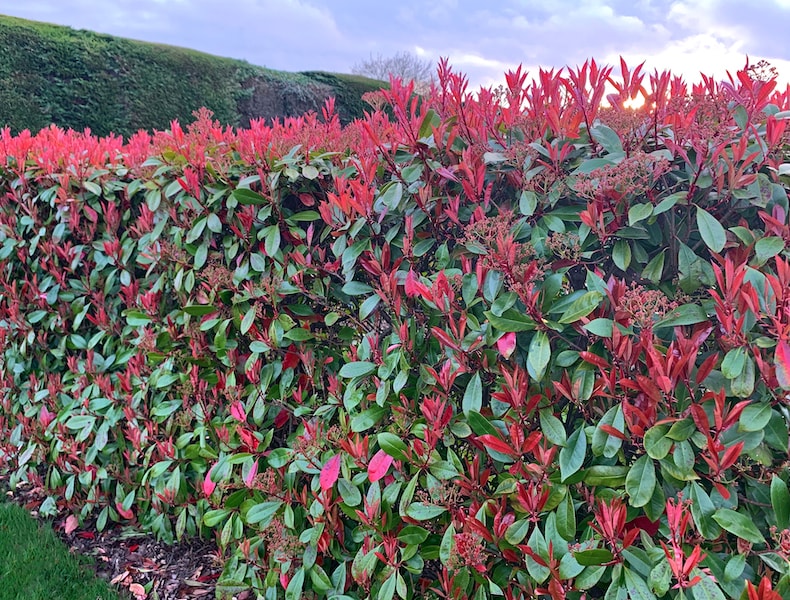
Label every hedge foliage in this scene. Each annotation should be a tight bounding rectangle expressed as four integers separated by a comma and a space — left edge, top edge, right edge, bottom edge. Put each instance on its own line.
0, 15, 383, 137
1, 57, 790, 600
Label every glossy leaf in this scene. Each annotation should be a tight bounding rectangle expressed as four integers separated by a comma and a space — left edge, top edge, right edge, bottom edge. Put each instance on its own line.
320, 455, 341, 492
625, 455, 656, 508
712, 508, 765, 543
367, 449, 394, 483
696, 207, 726, 253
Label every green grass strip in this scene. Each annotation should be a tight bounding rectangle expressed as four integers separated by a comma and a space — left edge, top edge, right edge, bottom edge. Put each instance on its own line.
0, 503, 122, 600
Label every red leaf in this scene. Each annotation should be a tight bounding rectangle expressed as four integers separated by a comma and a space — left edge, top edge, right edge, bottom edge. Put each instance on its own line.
39, 406, 55, 428
776, 340, 790, 390
244, 458, 258, 488
368, 449, 393, 482
405, 270, 432, 301
627, 516, 660, 536
719, 441, 744, 471
431, 327, 460, 351
599, 424, 626, 440
320, 454, 341, 491
579, 351, 609, 369
466, 516, 495, 542
477, 434, 517, 457
203, 463, 217, 497
128, 583, 147, 599
115, 502, 134, 520
696, 352, 719, 385
713, 481, 731, 500
497, 332, 517, 359
64, 514, 79, 534
230, 401, 247, 422
689, 404, 710, 433
273, 409, 290, 428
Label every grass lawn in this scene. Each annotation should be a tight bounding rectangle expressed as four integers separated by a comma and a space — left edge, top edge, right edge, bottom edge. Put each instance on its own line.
0, 503, 123, 600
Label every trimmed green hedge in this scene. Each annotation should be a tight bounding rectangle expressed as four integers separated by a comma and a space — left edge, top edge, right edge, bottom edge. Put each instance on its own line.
0, 14, 384, 137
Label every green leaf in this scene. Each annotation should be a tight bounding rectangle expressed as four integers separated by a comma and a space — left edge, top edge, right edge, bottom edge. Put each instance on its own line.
527, 331, 551, 381
730, 356, 755, 398
206, 213, 222, 233
559, 428, 586, 482
246, 501, 282, 526
232, 188, 268, 205
653, 192, 683, 215
721, 347, 746, 379
626, 455, 656, 508
406, 503, 447, 520
649, 560, 671, 596
520, 190, 538, 217
378, 182, 404, 211
689, 482, 721, 540
623, 568, 657, 600
264, 225, 281, 256
285, 567, 305, 600
202, 509, 230, 527
240, 306, 256, 335
612, 240, 631, 271
733, 104, 749, 130
672, 440, 695, 474
592, 404, 624, 458
740, 402, 772, 432
574, 157, 616, 175
505, 519, 531, 545
338, 478, 362, 506
302, 164, 319, 180
556, 493, 576, 540
350, 406, 386, 432
558, 292, 603, 324
641, 251, 665, 284
398, 525, 429, 545
377, 432, 408, 462
124, 310, 152, 326
590, 123, 624, 155
428, 460, 460, 481
696, 206, 727, 253
539, 409, 567, 447
342, 281, 374, 296
583, 466, 628, 487
339, 361, 376, 378
584, 318, 613, 337
467, 411, 499, 437
485, 309, 536, 332
309, 565, 332, 592
574, 548, 614, 566
771, 476, 790, 529
194, 241, 208, 269
628, 203, 654, 226
654, 303, 708, 328
462, 373, 483, 416
378, 573, 396, 600
712, 508, 765, 543
690, 574, 726, 600
755, 236, 785, 263
723, 554, 746, 582
359, 295, 381, 320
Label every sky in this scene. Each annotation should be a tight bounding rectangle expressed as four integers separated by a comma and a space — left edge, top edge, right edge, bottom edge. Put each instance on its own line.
1, 0, 789, 90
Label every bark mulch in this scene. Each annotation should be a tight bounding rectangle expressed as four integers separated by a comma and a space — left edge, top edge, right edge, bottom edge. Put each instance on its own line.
0, 474, 235, 600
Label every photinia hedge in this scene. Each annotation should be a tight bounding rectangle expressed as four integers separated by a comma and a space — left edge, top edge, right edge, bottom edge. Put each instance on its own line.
1, 57, 790, 600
